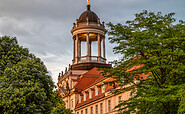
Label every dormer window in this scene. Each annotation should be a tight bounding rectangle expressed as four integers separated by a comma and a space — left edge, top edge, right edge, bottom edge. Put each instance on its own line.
89, 89, 92, 99
95, 86, 98, 96
83, 92, 86, 101
102, 85, 106, 93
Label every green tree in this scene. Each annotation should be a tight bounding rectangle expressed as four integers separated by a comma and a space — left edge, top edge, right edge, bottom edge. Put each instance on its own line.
106, 10, 185, 114
0, 36, 70, 113
0, 58, 54, 113
0, 36, 29, 76
51, 90, 72, 114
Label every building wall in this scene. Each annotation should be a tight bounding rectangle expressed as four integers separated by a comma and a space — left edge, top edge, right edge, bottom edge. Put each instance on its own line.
75, 91, 131, 114
58, 69, 133, 114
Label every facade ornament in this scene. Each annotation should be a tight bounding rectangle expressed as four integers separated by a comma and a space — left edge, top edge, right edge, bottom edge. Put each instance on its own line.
68, 64, 71, 70
65, 67, 67, 73
58, 73, 61, 78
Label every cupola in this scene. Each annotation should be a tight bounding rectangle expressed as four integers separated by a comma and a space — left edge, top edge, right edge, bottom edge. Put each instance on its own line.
71, 1, 111, 70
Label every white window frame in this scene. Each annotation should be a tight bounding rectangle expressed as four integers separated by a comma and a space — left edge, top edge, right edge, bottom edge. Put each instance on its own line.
84, 92, 86, 101
95, 86, 98, 96
102, 85, 106, 93
89, 89, 92, 99
79, 95, 82, 103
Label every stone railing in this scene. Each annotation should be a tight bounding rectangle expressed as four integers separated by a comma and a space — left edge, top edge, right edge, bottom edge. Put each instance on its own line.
73, 56, 106, 64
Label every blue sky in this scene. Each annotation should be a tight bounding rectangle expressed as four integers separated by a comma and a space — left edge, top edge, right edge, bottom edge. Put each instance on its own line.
0, 0, 184, 85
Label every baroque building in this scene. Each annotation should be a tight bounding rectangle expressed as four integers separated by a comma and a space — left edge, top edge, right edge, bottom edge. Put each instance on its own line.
57, 2, 134, 114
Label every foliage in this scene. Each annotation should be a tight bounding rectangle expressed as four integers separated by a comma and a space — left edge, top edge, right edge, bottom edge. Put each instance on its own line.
106, 10, 185, 114
51, 90, 72, 114
0, 36, 69, 114
0, 58, 54, 113
0, 36, 29, 75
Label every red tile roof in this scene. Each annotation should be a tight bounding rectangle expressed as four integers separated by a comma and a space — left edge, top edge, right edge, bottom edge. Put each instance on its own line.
74, 76, 98, 91
83, 75, 105, 90
73, 67, 106, 92
83, 67, 101, 76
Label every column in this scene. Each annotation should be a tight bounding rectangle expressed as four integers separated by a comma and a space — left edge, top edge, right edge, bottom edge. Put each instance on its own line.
103, 37, 105, 59
75, 34, 79, 63
78, 40, 81, 58
86, 33, 90, 61
73, 38, 75, 63
89, 41, 91, 56
98, 34, 101, 62
98, 34, 101, 56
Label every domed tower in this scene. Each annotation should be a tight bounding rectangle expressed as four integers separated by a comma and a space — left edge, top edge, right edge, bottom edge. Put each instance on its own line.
57, 2, 112, 112
71, 4, 111, 70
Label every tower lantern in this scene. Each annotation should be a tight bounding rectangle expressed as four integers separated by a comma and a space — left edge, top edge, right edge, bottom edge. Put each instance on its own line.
71, 4, 111, 70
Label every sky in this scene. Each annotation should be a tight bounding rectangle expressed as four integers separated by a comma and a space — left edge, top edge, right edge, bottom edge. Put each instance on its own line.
0, 0, 184, 85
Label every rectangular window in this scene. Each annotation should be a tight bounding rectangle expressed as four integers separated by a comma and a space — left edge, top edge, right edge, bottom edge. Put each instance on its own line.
85, 108, 88, 114
81, 110, 83, 114
96, 105, 98, 114
100, 103, 103, 114
91, 107, 93, 114
108, 100, 111, 112
119, 96, 122, 103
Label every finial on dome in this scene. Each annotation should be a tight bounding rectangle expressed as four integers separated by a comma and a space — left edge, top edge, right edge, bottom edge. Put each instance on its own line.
87, 0, 91, 11
87, 5, 91, 11
87, 0, 90, 5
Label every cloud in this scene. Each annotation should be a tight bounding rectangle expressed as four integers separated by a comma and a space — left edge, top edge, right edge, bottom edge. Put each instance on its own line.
0, 0, 184, 85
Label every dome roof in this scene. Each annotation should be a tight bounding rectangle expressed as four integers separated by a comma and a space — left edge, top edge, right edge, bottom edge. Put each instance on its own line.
78, 5, 99, 23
